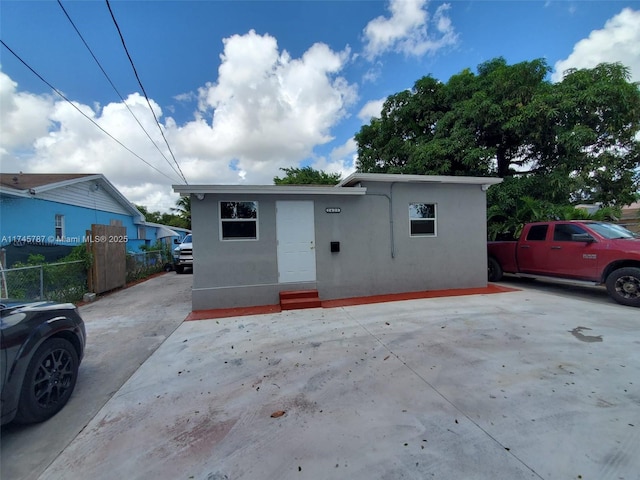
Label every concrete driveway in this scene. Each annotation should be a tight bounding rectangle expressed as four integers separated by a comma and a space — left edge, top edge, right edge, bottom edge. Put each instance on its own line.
1, 272, 193, 480
21, 277, 640, 480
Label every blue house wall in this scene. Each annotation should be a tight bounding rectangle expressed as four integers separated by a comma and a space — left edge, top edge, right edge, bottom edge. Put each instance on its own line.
1, 173, 192, 265
0, 196, 140, 249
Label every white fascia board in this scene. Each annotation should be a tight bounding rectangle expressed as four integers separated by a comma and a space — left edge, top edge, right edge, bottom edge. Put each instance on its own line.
2, 174, 146, 223
0, 175, 103, 197
30, 174, 103, 194
41, 174, 145, 224
0, 187, 29, 198
96, 179, 146, 224
75, 175, 146, 224
338, 172, 503, 187
173, 185, 367, 196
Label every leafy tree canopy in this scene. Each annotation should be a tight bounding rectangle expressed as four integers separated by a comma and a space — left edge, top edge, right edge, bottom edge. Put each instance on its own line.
355, 57, 640, 235
274, 166, 341, 185
136, 201, 190, 230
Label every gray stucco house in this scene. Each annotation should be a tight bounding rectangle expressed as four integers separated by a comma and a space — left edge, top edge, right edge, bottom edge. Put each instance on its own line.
174, 173, 501, 311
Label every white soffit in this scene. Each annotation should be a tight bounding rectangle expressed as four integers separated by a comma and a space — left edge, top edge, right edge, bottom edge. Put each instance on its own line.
173, 185, 367, 196
338, 173, 503, 187
173, 173, 503, 197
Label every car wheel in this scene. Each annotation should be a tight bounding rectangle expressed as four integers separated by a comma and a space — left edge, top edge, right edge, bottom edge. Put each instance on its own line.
175, 265, 184, 274
605, 267, 640, 307
14, 338, 79, 424
488, 257, 503, 282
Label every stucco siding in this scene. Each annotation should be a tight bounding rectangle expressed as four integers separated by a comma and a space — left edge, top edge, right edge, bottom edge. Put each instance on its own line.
192, 194, 283, 309
191, 195, 278, 287
314, 182, 487, 300
190, 180, 489, 310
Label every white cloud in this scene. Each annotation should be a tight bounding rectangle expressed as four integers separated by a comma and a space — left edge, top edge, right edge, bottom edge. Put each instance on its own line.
552, 8, 640, 83
0, 30, 358, 212
118, 183, 178, 213
308, 137, 358, 181
358, 98, 386, 122
194, 32, 354, 152
0, 70, 53, 155
173, 91, 196, 103
363, 0, 458, 60
330, 137, 358, 163
175, 30, 357, 185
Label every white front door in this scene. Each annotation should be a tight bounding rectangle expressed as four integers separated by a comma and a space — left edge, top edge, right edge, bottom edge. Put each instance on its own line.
276, 201, 316, 283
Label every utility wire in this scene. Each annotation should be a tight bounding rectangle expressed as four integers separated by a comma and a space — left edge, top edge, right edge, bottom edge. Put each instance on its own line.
0, 39, 183, 184
105, 0, 188, 185
57, 0, 184, 183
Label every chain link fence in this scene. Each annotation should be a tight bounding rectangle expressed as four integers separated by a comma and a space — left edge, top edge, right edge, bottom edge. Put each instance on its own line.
126, 250, 173, 283
0, 250, 174, 303
0, 260, 87, 303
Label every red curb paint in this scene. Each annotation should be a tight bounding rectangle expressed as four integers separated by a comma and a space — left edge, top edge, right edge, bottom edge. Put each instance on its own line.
186, 304, 282, 321
185, 284, 519, 321
321, 284, 518, 308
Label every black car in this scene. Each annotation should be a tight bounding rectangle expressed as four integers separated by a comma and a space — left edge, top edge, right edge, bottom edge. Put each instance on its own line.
1, 300, 86, 425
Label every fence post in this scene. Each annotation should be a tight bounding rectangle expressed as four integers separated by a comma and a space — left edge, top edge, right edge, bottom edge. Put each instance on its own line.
0, 248, 6, 298
86, 231, 94, 293
39, 265, 44, 299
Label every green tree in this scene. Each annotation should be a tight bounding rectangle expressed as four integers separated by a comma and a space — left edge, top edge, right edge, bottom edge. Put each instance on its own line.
135, 204, 163, 224
529, 63, 640, 206
171, 196, 191, 229
355, 58, 640, 232
136, 204, 189, 229
273, 166, 341, 185
356, 58, 553, 178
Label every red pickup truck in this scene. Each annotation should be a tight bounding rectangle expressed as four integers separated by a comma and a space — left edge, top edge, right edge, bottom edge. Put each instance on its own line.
487, 221, 640, 307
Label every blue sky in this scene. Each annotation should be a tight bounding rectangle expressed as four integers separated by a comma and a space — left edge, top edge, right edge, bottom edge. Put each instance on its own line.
1, 0, 639, 212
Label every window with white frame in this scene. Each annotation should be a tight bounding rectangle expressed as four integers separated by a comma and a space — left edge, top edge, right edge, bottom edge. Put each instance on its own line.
220, 201, 258, 240
409, 203, 436, 236
55, 214, 65, 240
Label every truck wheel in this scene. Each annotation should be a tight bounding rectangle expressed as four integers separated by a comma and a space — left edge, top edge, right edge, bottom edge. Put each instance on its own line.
605, 267, 640, 307
175, 265, 184, 274
488, 257, 503, 282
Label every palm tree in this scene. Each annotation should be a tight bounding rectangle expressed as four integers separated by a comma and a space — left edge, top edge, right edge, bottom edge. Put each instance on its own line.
171, 196, 191, 230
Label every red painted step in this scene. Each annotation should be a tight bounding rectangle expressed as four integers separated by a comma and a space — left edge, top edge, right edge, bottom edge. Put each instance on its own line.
279, 290, 321, 310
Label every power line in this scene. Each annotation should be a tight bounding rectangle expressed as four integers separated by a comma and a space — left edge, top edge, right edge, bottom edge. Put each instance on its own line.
105, 0, 188, 185
57, 0, 185, 183
0, 39, 183, 185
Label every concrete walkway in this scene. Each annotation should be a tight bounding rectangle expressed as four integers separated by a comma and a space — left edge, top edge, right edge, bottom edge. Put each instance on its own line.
36, 284, 639, 479
1, 273, 193, 480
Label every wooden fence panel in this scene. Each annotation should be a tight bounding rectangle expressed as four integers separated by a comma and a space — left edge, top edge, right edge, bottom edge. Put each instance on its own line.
88, 224, 126, 294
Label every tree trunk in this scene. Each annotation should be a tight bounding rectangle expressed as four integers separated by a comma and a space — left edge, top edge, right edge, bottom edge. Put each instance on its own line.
496, 148, 509, 177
